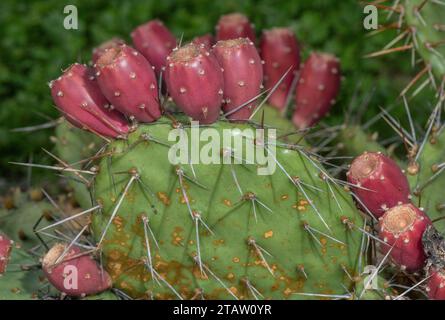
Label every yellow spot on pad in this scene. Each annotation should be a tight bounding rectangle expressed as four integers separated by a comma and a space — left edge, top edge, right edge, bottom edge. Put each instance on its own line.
157, 192, 171, 206
264, 230, 273, 239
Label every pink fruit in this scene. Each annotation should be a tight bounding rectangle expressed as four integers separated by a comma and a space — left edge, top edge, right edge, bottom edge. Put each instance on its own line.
260, 28, 300, 110
42, 243, 112, 297
378, 203, 431, 272
347, 151, 411, 218
165, 43, 224, 124
92, 37, 126, 64
193, 34, 215, 50
131, 19, 176, 75
213, 38, 263, 121
0, 233, 13, 274
426, 268, 445, 300
50, 63, 130, 138
216, 13, 256, 43
292, 52, 340, 129
95, 45, 162, 123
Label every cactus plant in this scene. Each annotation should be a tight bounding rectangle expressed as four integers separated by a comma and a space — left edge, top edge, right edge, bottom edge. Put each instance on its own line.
165, 43, 224, 124
50, 63, 130, 139
0, 188, 54, 249
260, 28, 300, 110
0, 244, 45, 300
42, 243, 112, 297
54, 120, 103, 209
131, 19, 176, 76
95, 45, 161, 123
88, 117, 367, 299
426, 268, 445, 299
192, 34, 215, 50
292, 52, 341, 129
213, 38, 263, 121
92, 38, 126, 64
18, 7, 445, 300
216, 13, 256, 43
378, 203, 431, 272
0, 233, 12, 274
347, 152, 411, 218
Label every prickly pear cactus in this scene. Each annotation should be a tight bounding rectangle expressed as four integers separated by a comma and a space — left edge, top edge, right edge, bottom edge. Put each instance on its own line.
365, 0, 445, 233
0, 188, 53, 249
92, 118, 365, 299
335, 125, 386, 157
407, 129, 445, 232
335, 0, 445, 160
404, 0, 445, 79
0, 245, 45, 300
55, 120, 103, 208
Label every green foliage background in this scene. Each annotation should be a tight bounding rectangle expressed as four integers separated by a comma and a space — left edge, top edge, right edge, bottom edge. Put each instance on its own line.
0, 0, 416, 186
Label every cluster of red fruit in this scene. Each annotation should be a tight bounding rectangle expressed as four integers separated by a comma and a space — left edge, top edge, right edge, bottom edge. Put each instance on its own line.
49, 13, 341, 139
348, 151, 445, 299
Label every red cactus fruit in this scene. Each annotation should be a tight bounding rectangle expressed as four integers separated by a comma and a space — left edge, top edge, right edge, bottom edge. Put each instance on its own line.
378, 203, 431, 272
260, 28, 300, 110
213, 38, 263, 121
92, 37, 126, 64
131, 19, 176, 75
95, 45, 162, 123
426, 268, 445, 300
292, 52, 341, 129
50, 63, 129, 138
42, 243, 112, 297
347, 151, 411, 218
165, 43, 224, 124
193, 34, 215, 50
216, 13, 256, 43
0, 233, 13, 274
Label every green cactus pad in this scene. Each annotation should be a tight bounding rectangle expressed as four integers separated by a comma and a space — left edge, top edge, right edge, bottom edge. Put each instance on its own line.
55, 120, 103, 209
92, 117, 365, 299
336, 125, 387, 157
0, 189, 53, 249
404, 0, 445, 79
407, 131, 445, 232
0, 245, 45, 300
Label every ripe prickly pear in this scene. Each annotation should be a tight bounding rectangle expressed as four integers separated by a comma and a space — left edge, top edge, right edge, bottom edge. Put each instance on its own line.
95, 45, 162, 123
378, 203, 431, 272
192, 34, 215, 50
292, 52, 340, 129
0, 233, 13, 274
426, 268, 445, 300
50, 63, 130, 139
213, 38, 263, 121
347, 152, 411, 218
42, 243, 112, 296
260, 28, 300, 110
216, 13, 256, 43
92, 37, 126, 64
165, 43, 224, 124
131, 19, 176, 75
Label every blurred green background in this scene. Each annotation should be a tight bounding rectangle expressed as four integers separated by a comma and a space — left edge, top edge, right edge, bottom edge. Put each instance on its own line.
0, 0, 420, 189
